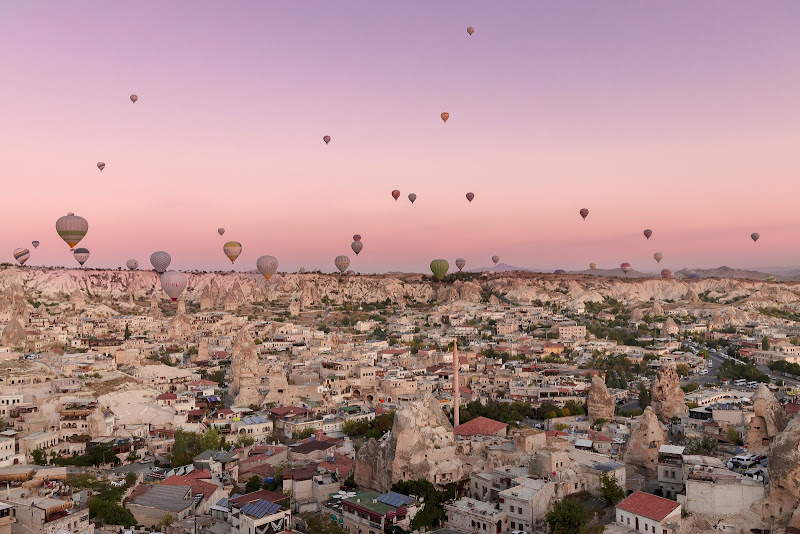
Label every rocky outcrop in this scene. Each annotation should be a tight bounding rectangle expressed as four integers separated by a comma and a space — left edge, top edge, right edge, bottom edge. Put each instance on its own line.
762, 417, 800, 529
229, 327, 263, 407
150, 293, 162, 319
623, 406, 667, 474
650, 365, 687, 420
71, 290, 86, 311
355, 394, 462, 492
196, 340, 210, 362
746, 384, 789, 454
587, 375, 615, 424
1, 317, 27, 348
652, 301, 664, 317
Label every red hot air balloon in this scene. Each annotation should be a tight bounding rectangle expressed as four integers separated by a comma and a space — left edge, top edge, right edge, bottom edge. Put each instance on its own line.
466, 192, 475, 203
661, 268, 673, 279
644, 229, 652, 239
352, 234, 361, 242
579, 208, 589, 220
391, 190, 400, 201
620, 263, 631, 277
130, 95, 138, 103
323, 135, 331, 144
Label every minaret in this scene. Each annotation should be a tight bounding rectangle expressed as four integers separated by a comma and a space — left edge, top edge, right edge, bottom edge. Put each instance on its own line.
453, 342, 460, 428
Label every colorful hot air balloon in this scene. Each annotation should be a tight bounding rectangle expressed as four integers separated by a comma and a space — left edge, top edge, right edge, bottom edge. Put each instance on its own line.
55, 213, 88, 250
334, 255, 350, 273
455, 258, 466, 272
127, 259, 138, 270
130, 94, 138, 103
351, 241, 363, 255
654, 252, 664, 263
589, 263, 596, 270
150, 251, 171, 274
392, 190, 400, 201
643, 229, 652, 240
492, 256, 500, 265
661, 269, 673, 279
621, 263, 631, 276
73, 248, 90, 266
441, 112, 449, 123
161, 271, 187, 301
218, 228, 225, 236
97, 162, 105, 172
466, 192, 474, 203
766, 275, 776, 282
256, 255, 278, 279
13, 248, 30, 266
430, 259, 449, 280
554, 269, 566, 274
323, 135, 331, 145
408, 193, 417, 204
353, 234, 362, 242
31, 241, 39, 249
579, 208, 589, 220
223, 241, 242, 263
467, 26, 474, 35
688, 273, 700, 279
751, 233, 760, 242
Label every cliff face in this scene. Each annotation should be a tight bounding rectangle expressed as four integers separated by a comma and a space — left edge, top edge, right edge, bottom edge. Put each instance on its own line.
763, 417, 800, 528
229, 327, 263, 407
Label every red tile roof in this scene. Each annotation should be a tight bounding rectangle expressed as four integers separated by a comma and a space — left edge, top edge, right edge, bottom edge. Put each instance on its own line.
161, 476, 219, 500
454, 416, 508, 437
616, 491, 680, 521
545, 430, 568, 438
156, 393, 177, 400
230, 489, 288, 506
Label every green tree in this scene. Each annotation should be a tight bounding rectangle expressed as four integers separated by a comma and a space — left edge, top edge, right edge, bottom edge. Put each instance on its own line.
726, 428, 743, 446
762, 337, 770, 350
546, 499, 588, 534
294, 427, 314, 440
245, 475, 262, 494
599, 473, 625, 505
301, 513, 348, 534
123, 323, 131, 340
157, 513, 175, 528
675, 363, 690, 377
31, 448, 46, 465
681, 382, 700, 393
199, 427, 221, 452
637, 383, 651, 408
234, 434, 255, 448
125, 472, 137, 488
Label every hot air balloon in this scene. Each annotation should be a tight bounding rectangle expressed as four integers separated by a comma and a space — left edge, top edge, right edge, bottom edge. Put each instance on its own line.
392, 190, 400, 201
218, 228, 225, 236
97, 162, 105, 172
223, 241, 242, 264
150, 251, 171, 274
55, 213, 88, 250
73, 248, 90, 266
643, 229, 652, 240
766, 275, 776, 282
751, 233, 760, 242
430, 259, 449, 280
654, 252, 664, 263
323, 135, 331, 145
127, 259, 138, 270
130, 94, 138, 103
492, 256, 500, 265
554, 269, 566, 274
455, 258, 466, 272
621, 263, 631, 276
579, 208, 589, 220
408, 193, 417, 204
13, 248, 30, 266
345, 270, 355, 275
466, 192, 474, 203
467, 26, 474, 35
351, 241, 363, 255
589, 263, 596, 270
661, 269, 673, 279
161, 271, 187, 301
441, 112, 449, 123
688, 273, 699, 279
334, 256, 350, 273
256, 255, 278, 279
353, 235, 361, 242
31, 241, 39, 249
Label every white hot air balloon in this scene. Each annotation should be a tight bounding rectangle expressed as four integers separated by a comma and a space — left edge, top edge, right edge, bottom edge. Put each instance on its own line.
455, 258, 466, 272
334, 256, 350, 273
150, 251, 171, 274
256, 255, 278, 279
55, 213, 88, 250
73, 248, 90, 266
160, 271, 187, 301
127, 259, 139, 270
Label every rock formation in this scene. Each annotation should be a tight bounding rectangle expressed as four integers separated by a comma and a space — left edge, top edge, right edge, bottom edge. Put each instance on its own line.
684, 287, 700, 303
650, 365, 687, 420
229, 327, 263, 407
177, 298, 186, 314
623, 406, 667, 474
196, 340, 210, 362
745, 384, 789, 453
1, 317, 27, 348
762, 417, 800, 529
150, 293, 162, 319
587, 375, 615, 424
630, 308, 644, 323
262, 369, 291, 406
355, 394, 462, 492
652, 301, 664, 317
71, 290, 86, 311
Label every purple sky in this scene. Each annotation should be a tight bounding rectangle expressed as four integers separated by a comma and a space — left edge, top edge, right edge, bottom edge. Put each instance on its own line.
2, 1, 800, 273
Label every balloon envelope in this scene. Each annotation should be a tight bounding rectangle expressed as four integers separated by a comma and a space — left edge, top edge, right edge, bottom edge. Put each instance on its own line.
256, 255, 278, 279
766, 275, 776, 282
440, 112, 449, 123
130, 94, 138, 103
31, 241, 39, 249
688, 273, 699, 279
334, 256, 350, 273
430, 259, 449, 280
579, 208, 589, 220
408, 193, 416, 204
55, 213, 88, 250
654, 252, 664, 263
73, 248, 90, 266
161, 271, 187, 301
491, 256, 499, 265
13, 248, 30, 266
455, 258, 466, 271
351, 241, 363, 255
323, 135, 331, 144
97, 162, 105, 171
589, 263, 596, 270
466, 192, 474, 202
391, 190, 400, 201
218, 228, 225, 236
223, 241, 242, 263
621, 263, 631, 273
751, 233, 760, 242
127, 259, 138, 270
554, 269, 566, 274
643, 229, 652, 239
150, 251, 171, 274
352, 234, 361, 242
661, 269, 673, 279
467, 26, 474, 35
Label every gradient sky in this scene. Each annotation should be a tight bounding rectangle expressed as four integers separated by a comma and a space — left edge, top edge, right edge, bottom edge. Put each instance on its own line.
2, 1, 800, 273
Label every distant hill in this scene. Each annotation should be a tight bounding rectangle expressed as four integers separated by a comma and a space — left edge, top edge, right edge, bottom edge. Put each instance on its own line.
468, 263, 535, 273
567, 268, 650, 278
677, 266, 800, 281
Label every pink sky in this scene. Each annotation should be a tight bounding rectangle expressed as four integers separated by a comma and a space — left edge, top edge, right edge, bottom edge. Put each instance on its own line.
2, 2, 800, 273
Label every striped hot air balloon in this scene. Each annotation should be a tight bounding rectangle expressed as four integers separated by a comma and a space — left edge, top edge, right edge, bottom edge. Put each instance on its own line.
334, 256, 350, 273
323, 135, 331, 145
97, 162, 105, 172
55, 213, 88, 250
466, 192, 474, 203
430, 259, 449, 280
223, 241, 242, 263
127, 259, 138, 270
661, 269, 673, 279
579, 208, 589, 220
73, 248, 90, 266
766, 275, 776, 282
643, 229, 652, 239
13, 248, 30, 266
150, 251, 171, 274
621, 263, 631, 276
654, 252, 664, 263
455, 258, 466, 271
256, 255, 278, 279
440, 112, 449, 123
160, 271, 187, 301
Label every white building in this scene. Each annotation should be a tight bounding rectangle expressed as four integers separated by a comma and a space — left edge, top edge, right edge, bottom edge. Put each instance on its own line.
615, 491, 680, 534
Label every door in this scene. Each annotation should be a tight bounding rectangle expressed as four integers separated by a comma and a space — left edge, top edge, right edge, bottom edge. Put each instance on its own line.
635, 517, 639, 530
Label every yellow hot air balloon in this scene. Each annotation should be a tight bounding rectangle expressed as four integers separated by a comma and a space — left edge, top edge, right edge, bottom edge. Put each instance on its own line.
589, 263, 596, 270
441, 112, 449, 123
223, 241, 242, 264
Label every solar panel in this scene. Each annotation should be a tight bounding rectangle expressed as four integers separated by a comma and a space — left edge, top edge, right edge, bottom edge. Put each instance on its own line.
241, 499, 281, 518
377, 492, 413, 507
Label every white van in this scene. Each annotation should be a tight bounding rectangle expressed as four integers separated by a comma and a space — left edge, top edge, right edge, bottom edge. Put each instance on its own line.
747, 381, 759, 389
734, 379, 747, 386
